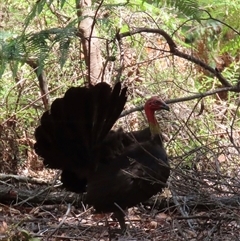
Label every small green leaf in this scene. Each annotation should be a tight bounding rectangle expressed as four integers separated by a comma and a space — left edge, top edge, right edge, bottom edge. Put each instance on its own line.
120, 24, 129, 33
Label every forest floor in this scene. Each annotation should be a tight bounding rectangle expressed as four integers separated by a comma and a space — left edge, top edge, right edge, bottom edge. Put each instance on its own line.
0, 162, 239, 241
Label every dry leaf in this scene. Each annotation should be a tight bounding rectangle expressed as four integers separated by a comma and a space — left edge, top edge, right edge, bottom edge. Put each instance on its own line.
0, 221, 8, 234
218, 154, 226, 163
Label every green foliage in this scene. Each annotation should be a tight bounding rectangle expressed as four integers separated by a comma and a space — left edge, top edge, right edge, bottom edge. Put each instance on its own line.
0, 0, 206, 80
24, 0, 69, 30
221, 64, 240, 85
221, 35, 240, 56
164, 0, 201, 20
24, 0, 49, 30
0, 25, 78, 78
182, 0, 240, 54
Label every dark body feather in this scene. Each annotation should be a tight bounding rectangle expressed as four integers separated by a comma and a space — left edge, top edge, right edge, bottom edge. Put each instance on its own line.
34, 82, 170, 231
86, 135, 169, 212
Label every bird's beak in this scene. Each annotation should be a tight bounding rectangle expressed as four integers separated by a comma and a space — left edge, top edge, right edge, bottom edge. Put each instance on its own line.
161, 102, 170, 111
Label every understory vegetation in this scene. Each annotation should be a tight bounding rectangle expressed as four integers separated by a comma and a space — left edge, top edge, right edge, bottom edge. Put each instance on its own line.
0, 0, 239, 240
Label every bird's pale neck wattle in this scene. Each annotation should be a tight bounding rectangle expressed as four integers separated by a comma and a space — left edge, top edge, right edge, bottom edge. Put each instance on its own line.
144, 107, 160, 138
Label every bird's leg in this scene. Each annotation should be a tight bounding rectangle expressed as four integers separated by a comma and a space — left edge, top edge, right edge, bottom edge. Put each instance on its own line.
113, 210, 126, 233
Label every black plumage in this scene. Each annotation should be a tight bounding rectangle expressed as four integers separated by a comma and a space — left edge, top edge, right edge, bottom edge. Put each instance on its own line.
34, 82, 170, 231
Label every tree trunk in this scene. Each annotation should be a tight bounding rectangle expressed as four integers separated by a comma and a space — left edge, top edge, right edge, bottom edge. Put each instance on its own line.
76, 0, 103, 85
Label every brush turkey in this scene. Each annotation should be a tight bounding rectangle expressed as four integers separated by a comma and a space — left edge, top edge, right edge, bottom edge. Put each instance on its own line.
34, 82, 170, 231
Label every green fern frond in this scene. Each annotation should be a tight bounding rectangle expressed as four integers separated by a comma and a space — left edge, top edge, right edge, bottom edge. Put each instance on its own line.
24, 0, 68, 31
0, 25, 77, 78
59, 38, 70, 67
24, 0, 48, 31
165, 0, 201, 20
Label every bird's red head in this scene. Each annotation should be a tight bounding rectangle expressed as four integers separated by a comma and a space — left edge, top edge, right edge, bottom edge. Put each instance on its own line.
144, 96, 169, 129
144, 96, 170, 112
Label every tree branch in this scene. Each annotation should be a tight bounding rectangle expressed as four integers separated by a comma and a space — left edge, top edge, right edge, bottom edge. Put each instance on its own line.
0, 174, 50, 185
26, 59, 50, 110
120, 84, 240, 117
117, 28, 233, 87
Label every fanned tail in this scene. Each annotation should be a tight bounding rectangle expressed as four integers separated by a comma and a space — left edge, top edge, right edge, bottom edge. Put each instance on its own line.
34, 82, 127, 176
